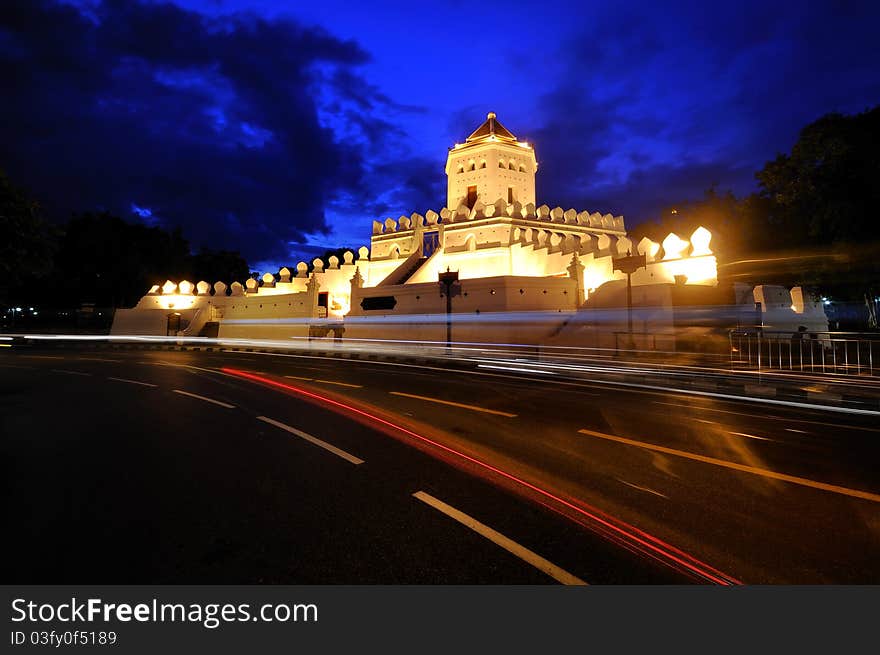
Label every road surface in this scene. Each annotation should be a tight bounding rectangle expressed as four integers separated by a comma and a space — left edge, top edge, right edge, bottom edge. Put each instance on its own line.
2, 347, 878, 583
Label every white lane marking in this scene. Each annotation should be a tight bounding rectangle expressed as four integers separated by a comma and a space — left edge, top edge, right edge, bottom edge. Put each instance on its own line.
256, 416, 364, 465
314, 379, 363, 388
695, 418, 717, 424
284, 375, 314, 381
727, 431, 774, 442
78, 357, 122, 362
50, 369, 91, 376
108, 376, 157, 388
615, 478, 669, 499
412, 491, 586, 585
172, 389, 235, 408
786, 428, 809, 434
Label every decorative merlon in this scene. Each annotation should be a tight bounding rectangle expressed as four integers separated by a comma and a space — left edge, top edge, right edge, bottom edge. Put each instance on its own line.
370, 198, 626, 234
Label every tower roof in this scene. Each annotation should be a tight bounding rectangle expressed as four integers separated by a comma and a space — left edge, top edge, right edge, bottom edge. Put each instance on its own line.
466, 111, 517, 143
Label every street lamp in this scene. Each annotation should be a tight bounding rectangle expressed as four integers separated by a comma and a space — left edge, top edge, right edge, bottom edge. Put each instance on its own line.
438, 268, 460, 353
612, 251, 647, 350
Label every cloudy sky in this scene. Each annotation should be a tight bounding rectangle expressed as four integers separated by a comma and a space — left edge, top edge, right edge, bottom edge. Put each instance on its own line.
2, 0, 878, 271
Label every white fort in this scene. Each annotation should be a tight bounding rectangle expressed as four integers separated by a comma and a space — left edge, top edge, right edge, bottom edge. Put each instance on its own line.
114, 112, 731, 343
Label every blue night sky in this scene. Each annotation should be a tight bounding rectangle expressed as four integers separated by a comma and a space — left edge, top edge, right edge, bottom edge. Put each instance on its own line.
2, 0, 879, 272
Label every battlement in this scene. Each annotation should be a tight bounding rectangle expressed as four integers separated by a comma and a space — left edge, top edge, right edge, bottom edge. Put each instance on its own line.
371, 199, 625, 236
114, 111, 721, 343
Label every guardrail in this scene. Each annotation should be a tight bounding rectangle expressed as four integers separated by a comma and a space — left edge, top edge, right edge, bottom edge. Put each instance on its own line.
729, 330, 879, 376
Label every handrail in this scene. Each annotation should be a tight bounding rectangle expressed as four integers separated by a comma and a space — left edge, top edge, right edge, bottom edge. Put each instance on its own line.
729, 328, 877, 375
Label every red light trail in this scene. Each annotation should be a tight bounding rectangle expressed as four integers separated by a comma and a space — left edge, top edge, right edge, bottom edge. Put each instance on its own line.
222, 367, 742, 585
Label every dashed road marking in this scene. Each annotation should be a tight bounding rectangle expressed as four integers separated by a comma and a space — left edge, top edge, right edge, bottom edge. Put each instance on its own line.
314, 379, 363, 388
578, 427, 880, 503
390, 391, 517, 417
652, 400, 880, 432
256, 416, 364, 465
172, 389, 235, 408
412, 491, 586, 585
108, 377, 157, 388
50, 369, 91, 376
727, 431, 774, 442
615, 478, 669, 499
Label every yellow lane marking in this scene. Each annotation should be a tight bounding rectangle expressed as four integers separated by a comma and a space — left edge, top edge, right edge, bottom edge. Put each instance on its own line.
284, 375, 314, 381
0, 344, 11, 348
172, 389, 235, 408
50, 369, 91, 376
577, 428, 880, 503
413, 491, 586, 585
390, 391, 517, 417
314, 379, 362, 388
257, 416, 364, 465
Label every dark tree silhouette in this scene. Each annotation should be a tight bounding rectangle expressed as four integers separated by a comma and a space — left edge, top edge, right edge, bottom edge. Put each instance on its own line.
0, 170, 56, 303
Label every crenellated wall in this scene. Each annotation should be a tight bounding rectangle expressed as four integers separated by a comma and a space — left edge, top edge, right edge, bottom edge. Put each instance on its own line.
112, 112, 724, 342
113, 215, 720, 341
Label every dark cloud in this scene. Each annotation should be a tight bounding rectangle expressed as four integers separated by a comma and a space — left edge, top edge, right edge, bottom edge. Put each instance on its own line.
3, 0, 878, 267
0, 0, 413, 263
526, 0, 880, 227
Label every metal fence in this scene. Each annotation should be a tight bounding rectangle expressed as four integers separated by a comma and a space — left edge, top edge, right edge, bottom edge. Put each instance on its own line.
729, 330, 879, 375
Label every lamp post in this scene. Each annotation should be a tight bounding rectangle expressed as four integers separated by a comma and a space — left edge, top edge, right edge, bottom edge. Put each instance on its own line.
438, 268, 459, 354
612, 251, 647, 350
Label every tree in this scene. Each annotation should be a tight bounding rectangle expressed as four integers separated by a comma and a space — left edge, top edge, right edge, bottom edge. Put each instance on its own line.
754, 107, 880, 304
189, 248, 250, 286
631, 107, 880, 310
0, 170, 56, 304
756, 107, 880, 246
629, 187, 754, 265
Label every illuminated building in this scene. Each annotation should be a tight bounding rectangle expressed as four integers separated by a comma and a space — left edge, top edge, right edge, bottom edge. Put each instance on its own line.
113, 112, 724, 342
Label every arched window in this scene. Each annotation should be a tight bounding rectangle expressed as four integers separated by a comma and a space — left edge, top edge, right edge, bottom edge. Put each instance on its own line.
508, 161, 515, 170
457, 164, 464, 174
519, 164, 526, 172
498, 160, 505, 168
464, 234, 477, 252
468, 161, 475, 171
480, 160, 486, 169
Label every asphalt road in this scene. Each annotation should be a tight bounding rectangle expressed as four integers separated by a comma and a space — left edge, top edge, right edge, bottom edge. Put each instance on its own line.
2, 347, 879, 584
